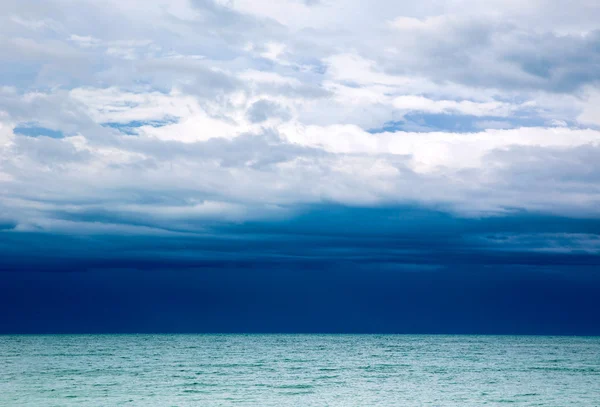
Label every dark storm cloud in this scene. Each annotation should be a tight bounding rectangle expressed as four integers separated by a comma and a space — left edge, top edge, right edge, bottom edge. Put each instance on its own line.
2, 206, 600, 273
1, 205, 600, 334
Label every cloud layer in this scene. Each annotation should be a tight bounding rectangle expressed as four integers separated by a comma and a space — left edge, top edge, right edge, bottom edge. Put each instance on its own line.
1, 0, 600, 235
2, 1, 600, 334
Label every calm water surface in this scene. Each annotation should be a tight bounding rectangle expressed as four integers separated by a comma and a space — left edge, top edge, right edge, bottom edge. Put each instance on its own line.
1, 335, 599, 406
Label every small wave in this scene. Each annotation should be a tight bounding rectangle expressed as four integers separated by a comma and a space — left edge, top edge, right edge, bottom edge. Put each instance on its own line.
276, 384, 314, 389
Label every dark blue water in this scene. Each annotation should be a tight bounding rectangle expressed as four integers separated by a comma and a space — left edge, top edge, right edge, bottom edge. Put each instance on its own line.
1, 335, 599, 406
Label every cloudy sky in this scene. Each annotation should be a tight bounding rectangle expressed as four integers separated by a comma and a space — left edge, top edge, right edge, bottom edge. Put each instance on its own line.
1, 0, 600, 333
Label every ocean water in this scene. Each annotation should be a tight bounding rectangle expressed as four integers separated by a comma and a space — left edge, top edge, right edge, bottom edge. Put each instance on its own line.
1, 335, 599, 406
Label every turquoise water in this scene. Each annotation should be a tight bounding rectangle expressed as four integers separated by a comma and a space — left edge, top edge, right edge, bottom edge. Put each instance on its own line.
1, 335, 599, 406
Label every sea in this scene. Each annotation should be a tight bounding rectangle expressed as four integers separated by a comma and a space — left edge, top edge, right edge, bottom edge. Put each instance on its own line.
1, 334, 599, 406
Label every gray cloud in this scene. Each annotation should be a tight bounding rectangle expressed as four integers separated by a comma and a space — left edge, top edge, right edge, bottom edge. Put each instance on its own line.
377, 19, 600, 93
1, 0, 600, 234
246, 100, 292, 123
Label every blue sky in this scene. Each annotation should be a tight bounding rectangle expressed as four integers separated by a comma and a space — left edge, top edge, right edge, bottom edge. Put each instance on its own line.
1, 0, 600, 333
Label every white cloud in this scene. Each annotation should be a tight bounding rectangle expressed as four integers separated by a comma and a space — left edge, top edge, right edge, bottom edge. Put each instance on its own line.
68, 87, 195, 124
392, 96, 515, 117
577, 87, 600, 126
1, 0, 600, 233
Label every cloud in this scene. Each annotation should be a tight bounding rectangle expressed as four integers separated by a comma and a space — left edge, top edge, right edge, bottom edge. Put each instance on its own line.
246, 99, 292, 123
2, 122, 600, 238
0, 0, 599, 239
577, 86, 600, 126
3, 1, 600, 337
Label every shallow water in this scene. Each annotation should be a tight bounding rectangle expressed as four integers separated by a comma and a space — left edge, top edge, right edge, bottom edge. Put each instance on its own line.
1, 335, 599, 406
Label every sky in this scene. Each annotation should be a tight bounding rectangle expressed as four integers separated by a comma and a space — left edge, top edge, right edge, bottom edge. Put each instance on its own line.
1, 0, 600, 334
